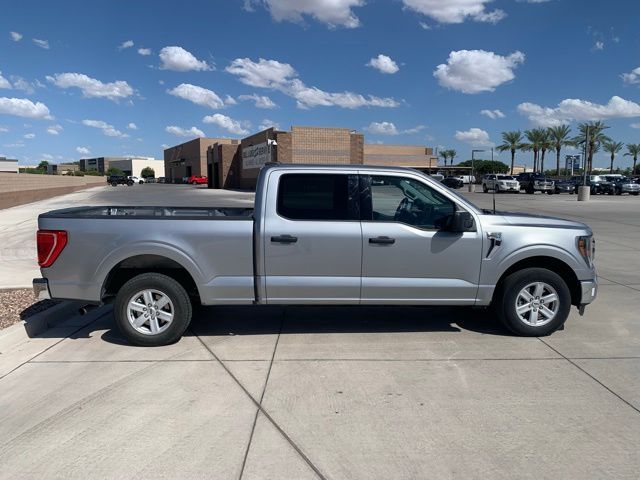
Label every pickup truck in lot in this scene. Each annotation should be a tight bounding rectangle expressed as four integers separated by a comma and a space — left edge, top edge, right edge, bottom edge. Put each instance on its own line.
34, 164, 598, 346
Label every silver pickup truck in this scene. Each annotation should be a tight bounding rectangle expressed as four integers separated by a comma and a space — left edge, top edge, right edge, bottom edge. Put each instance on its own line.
34, 164, 597, 346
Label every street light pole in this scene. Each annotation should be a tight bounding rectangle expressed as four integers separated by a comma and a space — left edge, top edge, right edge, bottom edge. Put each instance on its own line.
578, 125, 590, 202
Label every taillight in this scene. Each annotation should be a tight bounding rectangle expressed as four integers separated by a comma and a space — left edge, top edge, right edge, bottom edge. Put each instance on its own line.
37, 230, 68, 268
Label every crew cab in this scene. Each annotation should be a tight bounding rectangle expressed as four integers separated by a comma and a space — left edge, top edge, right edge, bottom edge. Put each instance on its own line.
188, 175, 208, 185
481, 174, 520, 193
516, 173, 554, 194
34, 165, 598, 346
107, 175, 133, 187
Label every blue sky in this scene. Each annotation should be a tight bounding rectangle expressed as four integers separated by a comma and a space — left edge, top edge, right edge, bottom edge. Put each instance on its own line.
1, 0, 639, 168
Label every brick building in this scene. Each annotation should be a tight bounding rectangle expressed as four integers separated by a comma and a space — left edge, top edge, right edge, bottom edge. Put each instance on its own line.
164, 137, 239, 183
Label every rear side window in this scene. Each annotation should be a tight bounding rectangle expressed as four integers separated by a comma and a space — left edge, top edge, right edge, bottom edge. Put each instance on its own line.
277, 174, 358, 221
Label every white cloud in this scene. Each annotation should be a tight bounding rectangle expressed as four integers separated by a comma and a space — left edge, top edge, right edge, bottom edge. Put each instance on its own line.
33, 38, 50, 49
11, 76, 34, 94
224, 95, 237, 105
137, 48, 152, 56
621, 66, 640, 85
76, 146, 91, 155
167, 83, 224, 109
46, 124, 63, 135
248, 0, 364, 28
23, 133, 35, 139
127, 122, 138, 130
434, 49, 525, 94
165, 125, 205, 137
0, 72, 11, 89
366, 54, 399, 74
480, 109, 505, 119
0, 126, 8, 133
631, 123, 640, 129
0, 97, 51, 119
259, 119, 280, 130
226, 57, 400, 109
366, 121, 426, 135
454, 127, 493, 147
119, 40, 134, 50
46, 73, 134, 101
10, 31, 22, 42
402, 0, 505, 24
82, 119, 129, 138
238, 93, 277, 108
518, 96, 640, 127
594, 41, 604, 50
159, 46, 212, 71
41, 154, 53, 160
203, 113, 250, 135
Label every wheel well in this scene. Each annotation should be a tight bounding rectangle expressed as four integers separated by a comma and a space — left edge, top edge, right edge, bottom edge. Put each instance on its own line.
102, 255, 200, 303
493, 256, 581, 306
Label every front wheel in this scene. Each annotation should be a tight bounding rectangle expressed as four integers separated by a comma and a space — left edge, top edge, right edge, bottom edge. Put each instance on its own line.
114, 273, 193, 346
496, 268, 571, 336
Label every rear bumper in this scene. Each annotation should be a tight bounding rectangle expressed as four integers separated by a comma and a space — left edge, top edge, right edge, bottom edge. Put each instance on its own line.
33, 278, 51, 300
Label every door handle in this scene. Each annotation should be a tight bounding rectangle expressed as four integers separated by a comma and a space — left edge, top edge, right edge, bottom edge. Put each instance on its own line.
369, 236, 395, 245
271, 234, 298, 244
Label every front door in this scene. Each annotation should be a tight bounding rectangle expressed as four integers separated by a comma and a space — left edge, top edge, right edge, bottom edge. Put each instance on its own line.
263, 171, 362, 304
360, 174, 483, 304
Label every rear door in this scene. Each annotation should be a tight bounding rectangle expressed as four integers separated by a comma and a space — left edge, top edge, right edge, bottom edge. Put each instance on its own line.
262, 170, 362, 304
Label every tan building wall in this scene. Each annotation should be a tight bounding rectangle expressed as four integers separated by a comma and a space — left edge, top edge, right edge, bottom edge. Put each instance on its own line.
164, 138, 238, 182
363, 144, 437, 168
0, 174, 105, 209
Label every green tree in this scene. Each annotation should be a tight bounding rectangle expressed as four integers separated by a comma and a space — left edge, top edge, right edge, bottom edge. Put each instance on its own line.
458, 159, 509, 176
539, 129, 553, 173
447, 149, 457, 165
37, 160, 49, 171
547, 125, 573, 176
602, 140, 624, 174
140, 166, 155, 178
574, 121, 610, 173
522, 128, 547, 172
439, 150, 449, 166
624, 144, 640, 176
106, 167, 124, 176
497, 130, 523, 175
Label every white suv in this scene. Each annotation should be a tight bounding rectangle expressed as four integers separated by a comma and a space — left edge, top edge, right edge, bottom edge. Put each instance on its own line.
482, 174, 520, 193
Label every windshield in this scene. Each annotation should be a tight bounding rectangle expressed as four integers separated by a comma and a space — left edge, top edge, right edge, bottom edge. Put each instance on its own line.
497, 175, 512, 180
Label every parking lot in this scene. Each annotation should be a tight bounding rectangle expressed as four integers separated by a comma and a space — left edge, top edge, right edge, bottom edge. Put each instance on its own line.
1, 184, 639, 479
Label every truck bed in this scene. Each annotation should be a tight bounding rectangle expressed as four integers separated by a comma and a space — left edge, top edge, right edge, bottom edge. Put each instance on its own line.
39, 206, 254, 219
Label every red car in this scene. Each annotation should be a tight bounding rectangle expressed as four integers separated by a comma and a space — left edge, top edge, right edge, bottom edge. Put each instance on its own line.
187, 175, 207, 185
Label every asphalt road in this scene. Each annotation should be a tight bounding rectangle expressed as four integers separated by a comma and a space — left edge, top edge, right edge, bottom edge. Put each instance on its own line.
0, 185, 639, 479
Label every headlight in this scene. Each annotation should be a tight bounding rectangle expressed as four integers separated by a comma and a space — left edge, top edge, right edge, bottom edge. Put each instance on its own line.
577, 235, 595, 266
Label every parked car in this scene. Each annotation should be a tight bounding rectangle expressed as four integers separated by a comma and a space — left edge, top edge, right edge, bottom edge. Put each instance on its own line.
572, 175, 614, 195
107, 175, 133, 187
188, 175, 208, 185
34, 164, 598, 346
128, 176, 145, 185
516, 173, 554, 194
554, 178, 576, 194
456, 175, 476, 185
157, 177, 166, 184
482, 174, 520, 193
605, 176, 640, 195
429, 173, 444, 182
441, 176, 464, 189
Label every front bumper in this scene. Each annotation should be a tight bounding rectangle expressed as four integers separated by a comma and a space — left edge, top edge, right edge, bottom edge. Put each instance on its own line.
535, 184, 554, 191
621, 186, 640, 193
580, 277, 598, 305
33, 278, 51, 301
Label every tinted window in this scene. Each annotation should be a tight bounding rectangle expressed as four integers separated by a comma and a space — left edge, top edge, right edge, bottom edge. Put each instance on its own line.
366, 175, 455, 229
277, 174, 357, 221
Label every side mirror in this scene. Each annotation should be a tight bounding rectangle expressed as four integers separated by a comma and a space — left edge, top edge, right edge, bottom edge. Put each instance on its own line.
444, 210, 475, 232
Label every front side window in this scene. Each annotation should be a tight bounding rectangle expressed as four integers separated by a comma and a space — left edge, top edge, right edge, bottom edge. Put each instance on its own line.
365, 175, 455, 229
277, 173, 358, 221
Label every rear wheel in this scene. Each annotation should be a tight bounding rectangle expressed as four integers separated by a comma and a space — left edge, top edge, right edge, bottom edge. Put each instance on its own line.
526, 185, 534, 194
114, 273, 192, 346
110, 182, 118, 187
496, 268, 571, 336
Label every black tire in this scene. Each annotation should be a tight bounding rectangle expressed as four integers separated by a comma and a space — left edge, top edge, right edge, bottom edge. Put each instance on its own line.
496, 267, 571, 336
547, 190, 554, 195
192, 181, 198, 186
526, 185, 534, 194
139, 180, 144, 185
127, 180, 134, 186
114, 273, 192, 346
110, 182, 118, 187
483, 184, 488, 193
633, 192, 639, 196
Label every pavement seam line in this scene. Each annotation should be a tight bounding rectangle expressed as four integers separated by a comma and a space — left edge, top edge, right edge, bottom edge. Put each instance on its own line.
0, 310, 109, 382
238, 308, 284, 480
596, 275, 640, 292
536, 337, 640, 415
192, 331, 327, 480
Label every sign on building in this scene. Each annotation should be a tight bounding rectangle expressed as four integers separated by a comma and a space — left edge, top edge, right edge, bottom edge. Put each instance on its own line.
242, 142, 271, 169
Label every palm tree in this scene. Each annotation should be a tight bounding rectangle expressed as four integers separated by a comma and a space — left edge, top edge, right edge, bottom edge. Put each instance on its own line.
448, 149, 457, 166
574, 121, 610, 173
523, 128, 546, 172
548, 125, 572, 176
624, 143, 640, 176
603, 140, 624, 173
497, 131, 523, 175
439, 150, 449, 166
539, 130, 553, 174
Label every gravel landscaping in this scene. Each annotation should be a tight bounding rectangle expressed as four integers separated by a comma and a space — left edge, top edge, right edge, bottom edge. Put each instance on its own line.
0, 288, 60, 331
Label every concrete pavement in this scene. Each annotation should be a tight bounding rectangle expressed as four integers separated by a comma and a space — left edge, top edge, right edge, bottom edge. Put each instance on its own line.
0, 187, 639, 478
